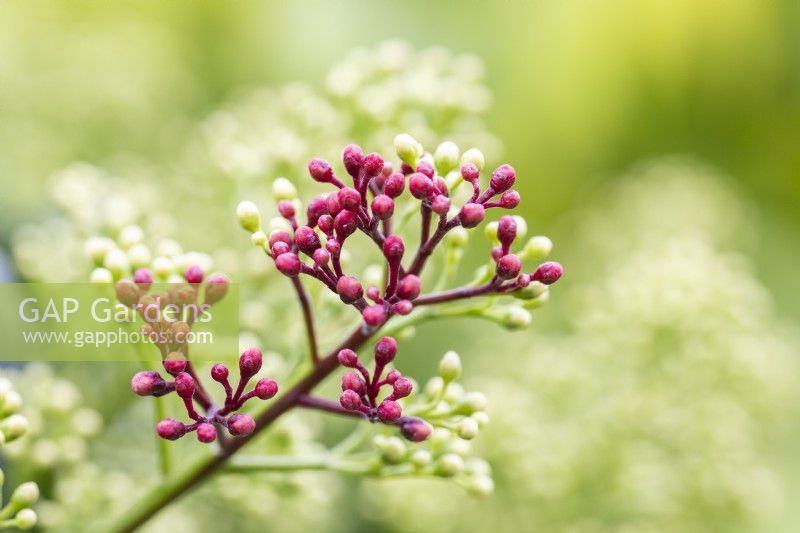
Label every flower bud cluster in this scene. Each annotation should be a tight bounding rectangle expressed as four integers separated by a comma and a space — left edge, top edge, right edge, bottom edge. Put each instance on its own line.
131, 347, 278, 443
0, 470, 39, 530
0, 378, 28, 447
337, 337, 422, 434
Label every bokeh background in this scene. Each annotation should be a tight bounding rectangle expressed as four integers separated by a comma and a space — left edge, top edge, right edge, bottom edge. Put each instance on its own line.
1, 1, 800, 531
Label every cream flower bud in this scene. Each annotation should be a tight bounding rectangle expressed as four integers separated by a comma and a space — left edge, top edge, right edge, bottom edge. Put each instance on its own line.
103, 249, 129, 277
424, 376, 445, 399
438, 351, 462, 383
272, 177, 298, 201
469, 475, 495, 497
484, 221, 500, 243
1, 414, 29, 440
84, 237, 116, 263
434, 141, 460, 175
460, 148, 485, 170
117, 224, 144, 249
523, 235, 553, 259
11, 482, 39, 506
1, 390, 23, 415
445, 226, 469, 248
250, 231, 268, 248
457, 417, 479, 440
236, 201, 262, 233
15, 508, 38, 530
152, 256, 175, 279
394, 133, 423, 167
381, 436, 407, 464
155, 239, 183, 258
472, 412, 490, 428
436, 453, 465, 477
127, 243, 152, 268
410, 449, 433, 468
512, 215, 528, 239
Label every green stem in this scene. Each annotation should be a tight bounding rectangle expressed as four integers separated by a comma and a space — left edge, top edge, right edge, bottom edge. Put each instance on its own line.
225, 453, 374, 475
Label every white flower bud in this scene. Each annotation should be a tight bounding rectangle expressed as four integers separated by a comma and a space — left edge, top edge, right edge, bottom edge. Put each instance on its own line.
463, 392, 488, 412
250, 231, 268, 248
472, 412, 490, 428
484, 221, 500, 243
469, 475, 495, 497
512, 215, 527, 239
1, 390, 23, 414
434, 141, 460, 175
394, 133, 423, 167
236, 201, 262, 233
152, 256, 175, 279
457, 417, 479, 440
84, 237, 116, 263
381, 436, 406, 464
89, 268, 113, 284
424, 376, 445, 399
127, 244, 152, 268
410, 449, 432, 468
102, 249, 129, 277
11, 482, 39, 506
15, 508, 38, 530
438, 351, 462, 383
492, 305, 532, 329
460, 148, 485, 170
272, 177, 298, 201
445, 226, 469, 248
436, 453, 464, 477
117, 225, 144, 249
523, 235, 553, 259
1, 414, 29, 440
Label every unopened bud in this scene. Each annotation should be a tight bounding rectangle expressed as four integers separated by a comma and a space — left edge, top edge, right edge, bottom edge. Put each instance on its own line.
394, 133, 423, 168
439, 351, 462, 382
227, 414, 256, 436
434, 141, 460, 175
272, 177, 297, 201
236, 201, 261, 233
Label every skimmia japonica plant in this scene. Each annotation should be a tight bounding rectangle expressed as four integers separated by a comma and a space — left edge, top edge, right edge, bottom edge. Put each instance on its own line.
110, 134, 561, 530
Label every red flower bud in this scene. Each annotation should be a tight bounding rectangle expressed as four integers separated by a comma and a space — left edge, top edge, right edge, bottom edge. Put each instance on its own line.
196, 422, 217, 443
184, 265, 204, 285
131, 371, 165, 396
400, 417, 433, 442
269, 230, 292, 248
312, 248, 330, 266
459, 203, 485, 228
337, 348, 359, 367
393, 377, 413, 398
254, 378, 279, 400
340, 389, 363, 411
204, 274, 229, 305
318, 214, 334, 234
163, 355, 187, 375
336, 276, 363, 304
227, 414, 256, 436
363, 152, 384, 177
461, 163, 480, 182
497, 215, 517, 248
377, 400, 402, 422
211, 363, 229, 382
383, 172, 405, 198
497, 254, 522, 280
490, 164, 516, 193
326, 192, 342, 217
408, 172, 433, 199
271, 241, 290, 257
157, 418, 187, 440
500, 190, 520, 209
342, 372, 366, 394
275, 253, 302, 277
278, 200, 296, 219
382, 235, 405, 264
342, 144, 364, 178
371, 194, 394, 220
337, 187, 362, 212
385, 370, 402, 384
431, 195, 451, 216
308, 158, 334, 183
532, 261, 563, 285
334, 210, 358, 239
174, 372, 195, 399
396, 274, 421, 300
416, 160, 435, 178
362, 304, 386, 327
294, 226, 321, 255
306, 197, 328, 227
325, 238, 341, 255
374, 336, 397, 365
134, 268, 153, 290
239, 347, 263, 378
391, 300, 413, 315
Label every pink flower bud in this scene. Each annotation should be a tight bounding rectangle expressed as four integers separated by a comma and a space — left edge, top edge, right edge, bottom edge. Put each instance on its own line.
133, 268, 153, 290
385, 370, 402, 384
326, 192, 342, 216
254, 378, 279, 400
391, 300, 413, 315
227, 414, 256, 436
337, 349, 359, 367
393, 377, 413, 398
363, 152, 384, 176
116, 279, 141, 306
490, 164, 516, 193
163, 355, 187, 375
416, 160, 435, 178
377, 400, 402, 422
294, 226, 321, 255
204, 274, 229, 305
325, 238, 341, 255
532, 261, 563, 285
196, 422, 217, 443
278, 200, 295, 218
383, 172, 405, 198
459, 203, 485, 228
308, 158, 334, 182
400, 162, 414, 175
337, 187, 362, 212
269, 229, 292, 248
366, 286, 381, 302
431, 195, 451, 215
340, 389, 363, 411
336, 276, 363, 304
497, 215, 517, 248
184, 265, 204, 284
275, 253, 302, 277
497, 254, 522, 280
312, 248, 330, 266
306, 196, 328, 227
174, 372, 195, 399
131, 371, 165, 396
516, 273, 531, 288
271, 241, 290, 257
211, 363, 229, 382
157, 418, 187, 440
382, 235, 405, 264
400, 418, 433, 442
362, 304, 386, 327
461, 163, 480, 182
408, 172, 433, 199
396, 274, 421, 300
374, 336, 397, 365
342, 144, 364, 178
500, 190, 520, 209
239, 347, 263, 378
342, 372, 366, 394
318, 214, 334, 234
371, 194, 394, 220
434, 176, 448, 195
334, 210, 358, 239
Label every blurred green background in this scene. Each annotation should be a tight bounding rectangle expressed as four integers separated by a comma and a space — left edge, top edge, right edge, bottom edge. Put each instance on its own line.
2, 1, 800, 531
